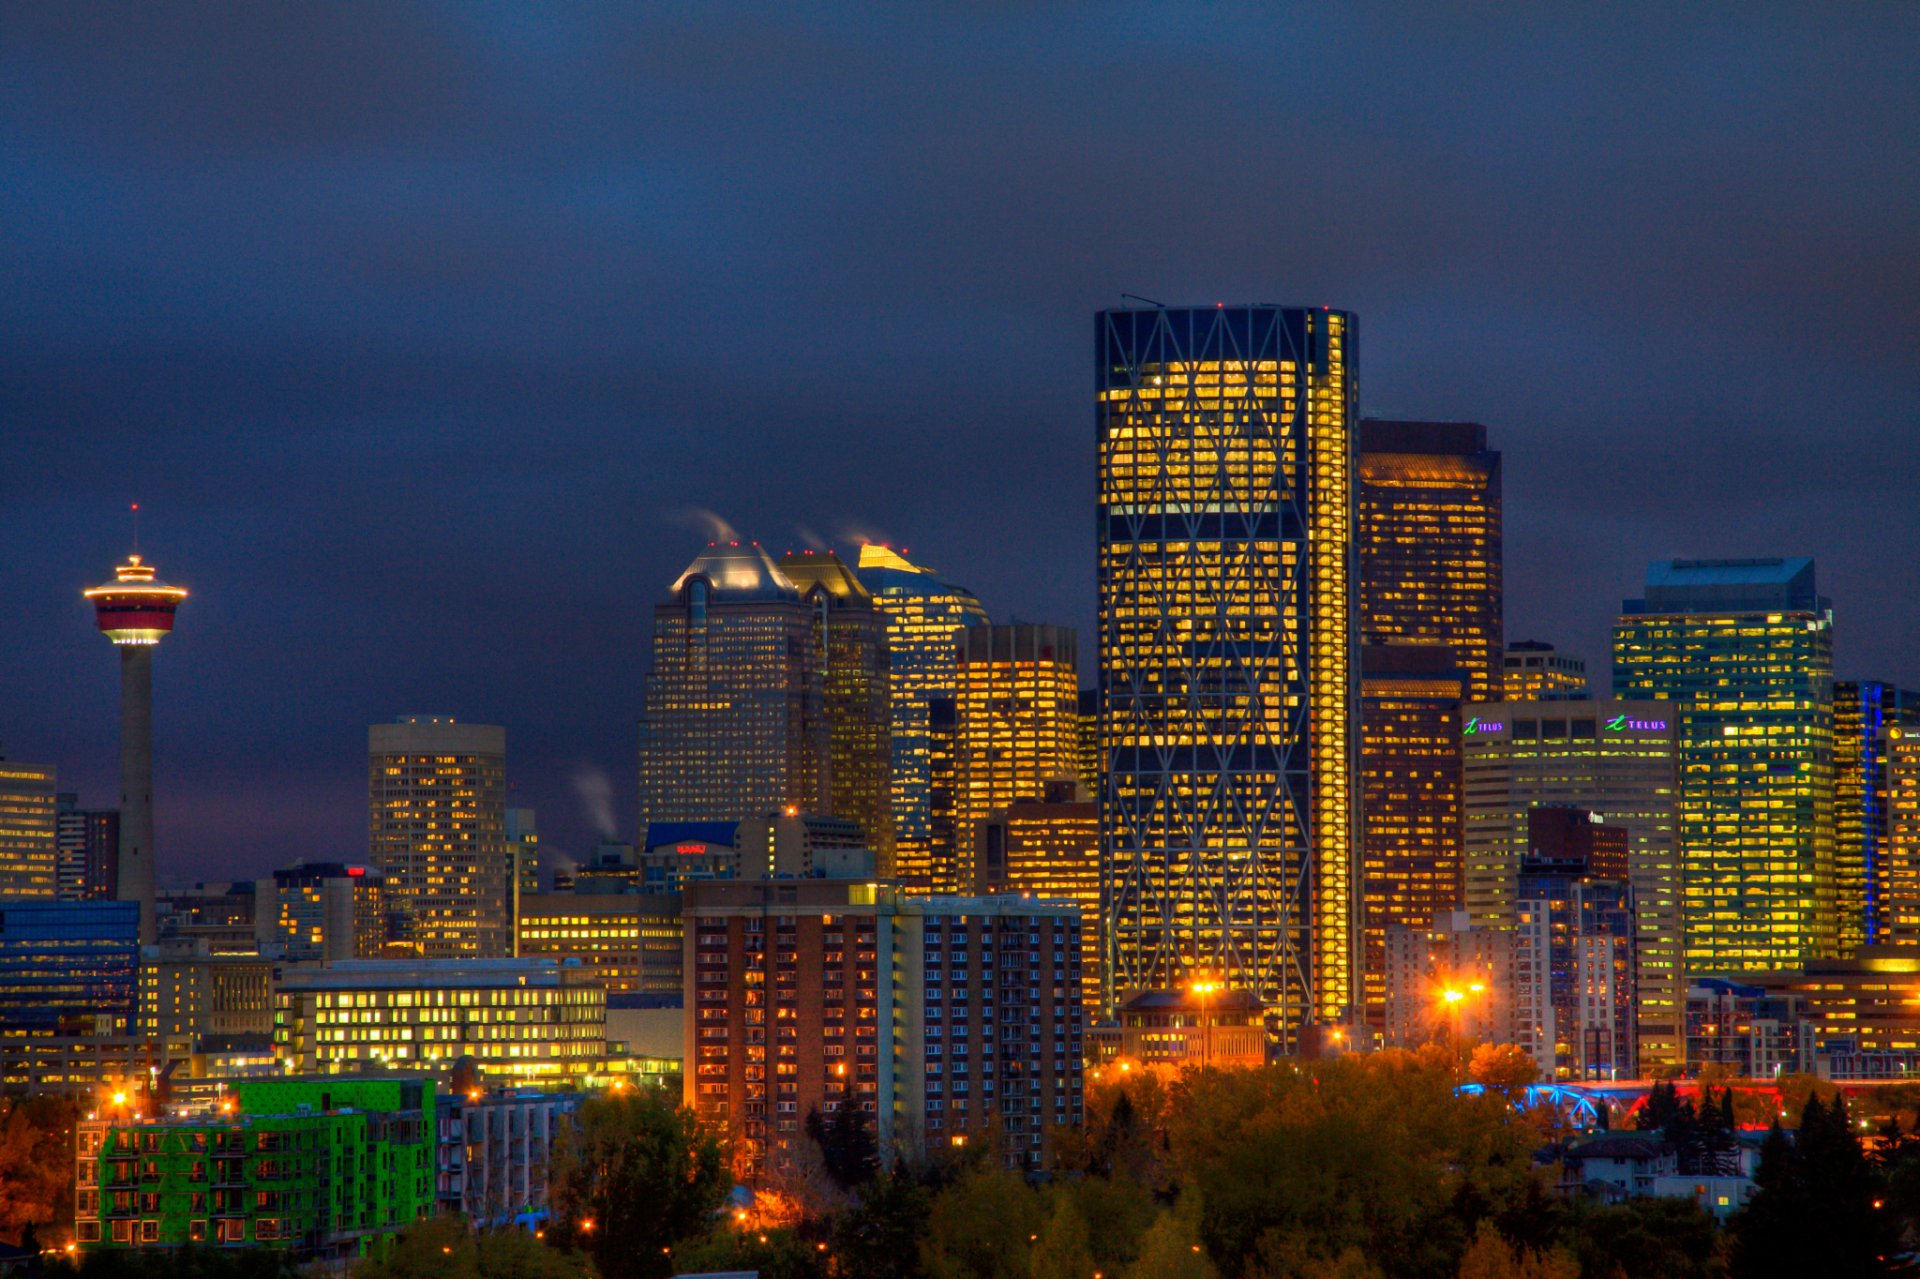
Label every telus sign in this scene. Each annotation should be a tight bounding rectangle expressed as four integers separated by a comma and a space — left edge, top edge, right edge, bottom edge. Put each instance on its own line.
1605, 715, 1669, 732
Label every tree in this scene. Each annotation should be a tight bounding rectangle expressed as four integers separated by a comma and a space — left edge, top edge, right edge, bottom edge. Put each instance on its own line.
0, 1094, 80, 1245
1466, 1045, 1538, 1103
1455, 1223, 1577, 1279
353, 1215, 592, 1279
806, 1102, 879, 1191
920, 1165, 1043, 1279
548, 1089, 729, 1279
668, 1227, 827, 1279
1566, 1196, 1723, 1279
1730, 1098, 1900, 1279
1068, 1174, 1158, 1276
832, 1172, 932, 1279
1028, 1194, 1094, 1279
1124, 1212, 1217, 1279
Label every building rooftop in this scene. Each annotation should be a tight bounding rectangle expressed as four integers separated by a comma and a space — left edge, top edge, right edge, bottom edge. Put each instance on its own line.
671, 542, 798, 602
1626, 557, 1825, 615
278, 957, 588, 989
777, 549, 873, 603
1359, 418, 1490, 456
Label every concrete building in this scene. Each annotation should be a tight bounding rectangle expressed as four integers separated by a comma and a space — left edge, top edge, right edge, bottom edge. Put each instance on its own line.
1613, 558, 1836, 970
1087, 988, 1268, 1073
155, 883, 259, 955
953, 624, 1080, 889
1358, 644, 1466, 1033
1512, 812, 1635, 1080
1684, 978, 1814, 1078
1460, 700, 1683, 1070
1099, 305, 1358, 1043
275, 958, 608, 1086
0, 756, 58, 898
435, 1087, 584, 1229
1382, 909, 1516, 1052
517, 892, 684, 996
685, 879, 1082, 1176
57, 794, 120, 901
369, 716, 509, 959
139, 948, 275, 1041
974, 783, 1100, 1015
1502, 641, 1588, 702
264, 862, 387, 961
1358, 419, 1503, 704
507, 807, 540, 924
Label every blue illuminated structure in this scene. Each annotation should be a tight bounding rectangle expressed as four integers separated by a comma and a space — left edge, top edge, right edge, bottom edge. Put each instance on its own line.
0, 900, 139, 1035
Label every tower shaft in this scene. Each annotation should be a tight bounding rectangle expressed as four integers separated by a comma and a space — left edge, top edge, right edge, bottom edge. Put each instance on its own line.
118, 645, 156, 944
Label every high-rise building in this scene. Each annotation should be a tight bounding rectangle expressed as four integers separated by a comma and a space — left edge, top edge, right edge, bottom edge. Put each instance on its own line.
778, 550, 894, 864
368, 716, 509, 959
0, 756, 58, 897
506, 807, 540, 922
0, 900, 140, 1036
853, 545, 990, 889
1461, 700, 1682, 1069
56, 794, 120, 901
953, 624, 1080, 884
1357, 420, 1503, 704
1613, 558, 1837, 970
1075, 688, 1100, 798
1835, 683, 1920, 951
516, 893, 683, 996
1502, 641, 1589, 702
1358, 645, 1465, 1032
86, 552, 188, 945
1098, 304, 1358, 1043
1512, 811, 1635, 1080
1884, 731, 1920, 944
975, 783, 1101, 1015
1382, 909, 1516, 1052
266, 862, 387, 961
639, 544, 821, 830
684, 880, 1082, 1175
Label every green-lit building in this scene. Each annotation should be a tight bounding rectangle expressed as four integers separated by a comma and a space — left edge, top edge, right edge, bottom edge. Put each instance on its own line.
1613, 558, 1836, 973
76, 1077, 434, 1259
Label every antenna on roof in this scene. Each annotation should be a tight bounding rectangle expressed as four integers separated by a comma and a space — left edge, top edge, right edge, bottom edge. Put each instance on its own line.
130, 502, 141, 555
1120, 293, 1166, 308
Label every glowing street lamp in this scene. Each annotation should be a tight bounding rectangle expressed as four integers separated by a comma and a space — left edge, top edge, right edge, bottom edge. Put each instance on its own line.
1190, 978, 1223, 1068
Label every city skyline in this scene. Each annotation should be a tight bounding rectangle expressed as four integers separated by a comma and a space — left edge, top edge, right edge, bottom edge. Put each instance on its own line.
4, 7, 1918, 880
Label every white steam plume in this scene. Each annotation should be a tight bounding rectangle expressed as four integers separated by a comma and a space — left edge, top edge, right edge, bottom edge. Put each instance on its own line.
569, 764, 618, 840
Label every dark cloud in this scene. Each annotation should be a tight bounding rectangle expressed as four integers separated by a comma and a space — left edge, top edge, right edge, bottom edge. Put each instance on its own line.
2, 2, 1915, 878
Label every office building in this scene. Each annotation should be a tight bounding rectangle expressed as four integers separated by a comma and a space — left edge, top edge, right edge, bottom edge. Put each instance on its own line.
778, 550, 895, 865
1885, 732, 1920, 944
435, 1087, 584, 1228
1461, 701, 1682, 1068
1502, 641, 1589, 702
1684, 978, 1813, 1079
57, 795, 120, 901
1075, 689, 1100, 800
1098, 304, 1358, 1042
369, 716, 509, 959
1382, 909, 1517, 1052
853, 544, 991, 890
506, 807, 540, 919
975, 783, 1101, 1015
274, 958, 608, 1085
1087, 988, 1268, 1073
75, 1078, 434, 1257
1613, 558, 1837, 969
156, 884, 259, 955
265, 862, 387, 961
0, 900, 140, 1036
1512, 813, 1635, 1080
139, 949, 275, 1041
636, 812, 870, 892
517, 893, 684, 996
0, 1034, 189, 1096
1739, 949, 1920, 1067
1835, 683, 1920, 951
953, 624, 1080, 884
685, 880, 1082, 1176
1357, 419, 1503, 704
0, 756, 58, 897
1358, 644, 1465, 1032
86, 552, 188, 945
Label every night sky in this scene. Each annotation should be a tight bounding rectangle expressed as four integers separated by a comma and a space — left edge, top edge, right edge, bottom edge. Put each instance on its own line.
4, 6, 1916, 883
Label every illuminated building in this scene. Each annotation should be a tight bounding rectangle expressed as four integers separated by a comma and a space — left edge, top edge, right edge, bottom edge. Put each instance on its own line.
1885, 731, 1920, 944
685, 880, 1082, 1176
0, 901, 139, 1036
953, 624, 1080, 884
1358, 644, 1465, 1032
138, 950, 274, 1041
274, 959, 608, 1085
1087, 988, 1267, 1073
639, 544, 821, 831
1461, 700, 1681, 1068
1612, 558, 1837, 969
75, 1078, 434, 1257
57, 794, 120, 901
926, 696, 960, 886
369, 715, 509, 959
86, 551, 187, 945
1358, 419, 1502, 704
637, 812, 871, 892
975, 783, 1101, 1014
1512, 811, 1635, 1080
0, 1033, 187, 1095
853, 545, 990, 889
1097, 304, 1357, 1043
1684, 977, 1812, 1078
1834, 683, 1920, 950
1382, 909, 1516, 1051
1502, 640, 1589, 702
266, 862, 386, 961
435, 1087, 584, 1228
1741, 948, 1920, 1063
1075, 688, 1100, 800
779, 550, 894, 866
0, 755, 58, 897
516, 892, 683, 996
506, 807, 539, 928
155, 884, 259, 955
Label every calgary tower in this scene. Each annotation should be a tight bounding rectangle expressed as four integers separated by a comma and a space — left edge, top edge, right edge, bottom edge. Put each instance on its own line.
84, 519, 187, 945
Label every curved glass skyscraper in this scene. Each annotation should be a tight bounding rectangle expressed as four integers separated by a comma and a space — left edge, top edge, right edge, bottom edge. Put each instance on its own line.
1096, 305, 1359, 1045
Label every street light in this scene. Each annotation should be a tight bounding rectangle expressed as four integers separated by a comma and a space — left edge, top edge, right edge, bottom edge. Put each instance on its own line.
1190, 979, 1222, 1069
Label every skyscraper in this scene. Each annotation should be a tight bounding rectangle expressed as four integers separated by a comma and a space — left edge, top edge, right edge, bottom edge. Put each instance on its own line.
85, 552, 187, 945
0, 756, 58, 898
1835, 682, 1920, 952
853, 545, 990, 889
1613, 558, 1837, 971
1358, 644, 1465, 1031
1502, 641, 1589, 702
778, 550, 894, 864
55, 794, 119, 901
952, 624, 1080, 885
1883, 731, 1920, 944
639, 543, 819, 829
1461, 700, 1682, 1069
1098, 304, 1358, 1041
1357, 420, 1503, 704
369, 715, 509, 958
975, 783, 1101, 1016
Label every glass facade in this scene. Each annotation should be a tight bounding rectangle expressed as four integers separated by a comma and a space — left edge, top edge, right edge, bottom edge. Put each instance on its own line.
1613, 558, 1836, 972
853, 545, 990, 889
0, 759, 58, 897
1502, 641, 1589, 702
1097, 305, 1357, 1041
516, 892, 684, 996
1834, 682, 1920, 950
368, 717, 508, 959
1357, 420, 1503, 704
0, 901, 140, 1036
1885, 733, 1920, 944
952, 625, 1080, 890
